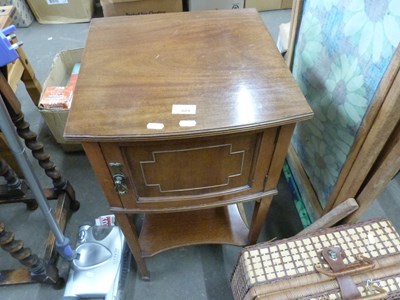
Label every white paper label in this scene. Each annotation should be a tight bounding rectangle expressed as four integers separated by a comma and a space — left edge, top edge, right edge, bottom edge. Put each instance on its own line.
172, 104, 196, 115
179, 120, 197, 127
47, 0, 68, 5
146, 123, 164, 130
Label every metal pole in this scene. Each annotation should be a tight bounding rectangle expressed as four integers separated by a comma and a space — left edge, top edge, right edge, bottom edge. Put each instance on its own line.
0, 95, 66, 244
1, 28, 76, 261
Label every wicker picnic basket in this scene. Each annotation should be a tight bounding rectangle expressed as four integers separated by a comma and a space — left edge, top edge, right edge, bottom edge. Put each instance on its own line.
231, 218, 400, 300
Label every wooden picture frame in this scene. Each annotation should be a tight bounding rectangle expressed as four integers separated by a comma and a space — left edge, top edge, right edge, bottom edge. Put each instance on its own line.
285, 0, 400, 222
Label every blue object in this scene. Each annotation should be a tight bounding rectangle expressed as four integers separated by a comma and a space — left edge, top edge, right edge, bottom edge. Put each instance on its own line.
71, 63, 80, 75
0, 25, 20, 67
56, 236, 78, 261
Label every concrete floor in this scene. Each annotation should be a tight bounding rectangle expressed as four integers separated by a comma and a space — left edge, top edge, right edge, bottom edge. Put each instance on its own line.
0, 8, 399, 300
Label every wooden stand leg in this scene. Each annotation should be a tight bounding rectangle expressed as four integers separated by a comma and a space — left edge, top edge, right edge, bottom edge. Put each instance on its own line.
0, 189, 76, 288
1, 7, 41, 105
247, 124, 297, 244
0, 223, 64, 288
0, 72, 76, 199
248, 196, 273, 244
345, 123, 400, 223
115, 214, 150, 280
0, 158, 38, 209
17, 46, 42, 105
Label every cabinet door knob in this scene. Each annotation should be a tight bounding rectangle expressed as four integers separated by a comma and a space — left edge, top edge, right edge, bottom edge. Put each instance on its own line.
113, 173, 128, 195
109, 162, 128, 195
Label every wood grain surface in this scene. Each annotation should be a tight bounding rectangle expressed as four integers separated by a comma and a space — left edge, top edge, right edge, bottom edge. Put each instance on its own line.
64, 9, 312, 141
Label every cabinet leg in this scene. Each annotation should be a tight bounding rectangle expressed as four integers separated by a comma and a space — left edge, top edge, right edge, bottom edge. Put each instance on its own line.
248, 196, 273, 244
115, 214, 150, 280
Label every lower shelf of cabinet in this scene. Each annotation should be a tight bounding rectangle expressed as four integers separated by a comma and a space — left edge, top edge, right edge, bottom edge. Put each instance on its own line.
138, 204, 249, 257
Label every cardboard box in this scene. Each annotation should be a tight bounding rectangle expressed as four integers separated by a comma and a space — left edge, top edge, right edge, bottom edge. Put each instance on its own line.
40, 63, 79, 109
0, 0, 34, 27
39, 49, 83, 152
245, 0, 292, 11
100, 0, 182, 17
281, 0, 292, 9
188, 0, 244, 10
26, 0, 94, 24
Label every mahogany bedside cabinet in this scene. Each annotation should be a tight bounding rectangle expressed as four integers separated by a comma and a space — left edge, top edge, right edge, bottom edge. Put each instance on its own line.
64, 9, 313, 280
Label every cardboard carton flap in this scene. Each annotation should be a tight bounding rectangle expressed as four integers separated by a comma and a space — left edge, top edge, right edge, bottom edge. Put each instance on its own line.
42, 48, 83, 90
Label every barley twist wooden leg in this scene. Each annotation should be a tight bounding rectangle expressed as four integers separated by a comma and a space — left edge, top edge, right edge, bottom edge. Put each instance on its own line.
9, 111, 79, 210
0, 222, 64, 288
1, 72, 78, 209
13, 114, 66, 191
0, 158, 37, 209
0, 158, 20, 188
0, 223, 40, 268
1, 71, 64, 189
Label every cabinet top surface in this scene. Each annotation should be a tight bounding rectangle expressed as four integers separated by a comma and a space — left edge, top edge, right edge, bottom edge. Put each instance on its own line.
64, 9, 313, 141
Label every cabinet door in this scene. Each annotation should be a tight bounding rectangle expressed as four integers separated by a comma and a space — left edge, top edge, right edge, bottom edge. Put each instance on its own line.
101, 129, 278, 212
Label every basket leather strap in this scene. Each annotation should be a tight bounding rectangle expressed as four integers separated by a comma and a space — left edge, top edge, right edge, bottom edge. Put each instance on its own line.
317, 247, 375, 277
321, 246, 362, 300
337, 276, 364, 300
